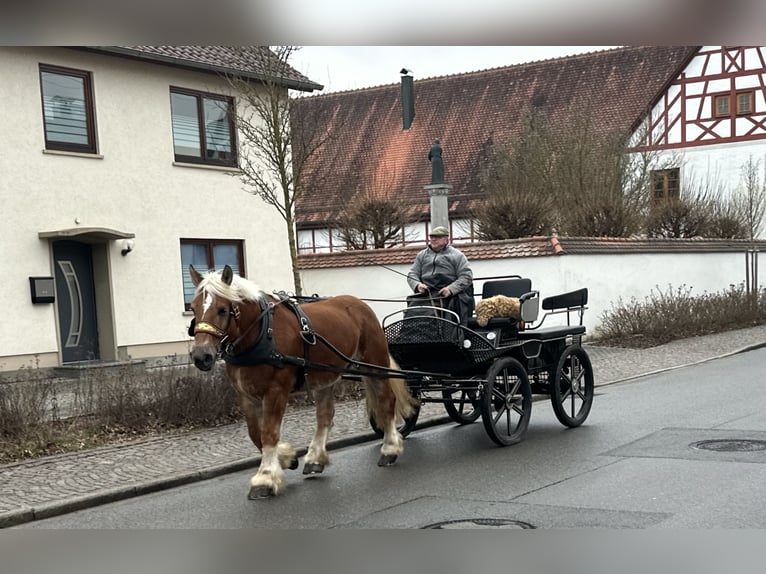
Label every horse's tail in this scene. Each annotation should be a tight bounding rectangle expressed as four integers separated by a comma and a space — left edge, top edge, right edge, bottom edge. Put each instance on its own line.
365, 355, 418, 423
388, 356, 418, 421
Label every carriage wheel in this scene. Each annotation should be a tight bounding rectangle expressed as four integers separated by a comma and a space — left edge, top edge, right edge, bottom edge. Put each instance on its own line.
479, 357, 532, 447
550, 345, 594, 428
442, 386, 481, 425
369, 404, 421, 439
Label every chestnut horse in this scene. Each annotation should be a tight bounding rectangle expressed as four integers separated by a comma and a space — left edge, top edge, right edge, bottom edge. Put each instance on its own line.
188, 265, 416, 499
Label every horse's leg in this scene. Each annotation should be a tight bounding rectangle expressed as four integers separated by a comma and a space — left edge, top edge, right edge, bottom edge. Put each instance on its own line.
248, 385, 294, 499
239, 395, 263, 450
240, 394, 298, 472
303, 382, 336, 475
364, 375, 405, 467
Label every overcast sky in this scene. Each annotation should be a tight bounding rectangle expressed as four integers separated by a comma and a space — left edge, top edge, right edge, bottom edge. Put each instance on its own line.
291, 46, 618, 93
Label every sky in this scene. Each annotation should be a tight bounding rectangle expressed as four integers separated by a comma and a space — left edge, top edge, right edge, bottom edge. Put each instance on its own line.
290, 46, 617, 93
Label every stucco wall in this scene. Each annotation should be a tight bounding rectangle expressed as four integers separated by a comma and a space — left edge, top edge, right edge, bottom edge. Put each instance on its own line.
300, 248, 765, 337
0, 47, 293, 368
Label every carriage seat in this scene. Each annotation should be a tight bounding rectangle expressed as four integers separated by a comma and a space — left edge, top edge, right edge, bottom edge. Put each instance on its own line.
466, 278, 539, 331
515, 288, 588, 341
516, 324, 585, 340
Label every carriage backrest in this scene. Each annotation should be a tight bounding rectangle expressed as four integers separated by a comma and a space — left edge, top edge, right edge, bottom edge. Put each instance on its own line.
482, 278, 532, 299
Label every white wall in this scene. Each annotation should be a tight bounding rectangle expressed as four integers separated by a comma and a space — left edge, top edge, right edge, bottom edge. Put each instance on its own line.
0, 47, 293, 368
300, 248, 765, 337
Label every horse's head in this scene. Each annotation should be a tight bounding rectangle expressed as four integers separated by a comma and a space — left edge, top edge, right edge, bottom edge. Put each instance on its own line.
188, 264, 239, 371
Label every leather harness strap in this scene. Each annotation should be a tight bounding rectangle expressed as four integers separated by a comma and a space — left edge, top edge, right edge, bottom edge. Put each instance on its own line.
191, 292, 418, 385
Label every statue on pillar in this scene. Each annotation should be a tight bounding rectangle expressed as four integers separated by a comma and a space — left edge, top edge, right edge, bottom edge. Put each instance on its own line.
428, 139, 444, 184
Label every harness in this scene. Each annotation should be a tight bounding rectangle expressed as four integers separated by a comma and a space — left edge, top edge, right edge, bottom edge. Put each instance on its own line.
191, 291, 416, 389
191, 292, 326, 390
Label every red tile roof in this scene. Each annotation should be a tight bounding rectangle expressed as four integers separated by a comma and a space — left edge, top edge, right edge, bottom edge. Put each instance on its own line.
298, 237, 564, 269
297, 236, 766, 270
293, 46, 697, 227
82, 46, 323, 92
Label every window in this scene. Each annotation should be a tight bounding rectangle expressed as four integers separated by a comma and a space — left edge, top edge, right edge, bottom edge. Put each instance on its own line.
651, 168, 680, 201
170, 88, 236, 166
714, 91, 754, 117
39, 64, 97, 154
736, 91, 753, 115
715, 95, 730, 117
180, 239, 244, 309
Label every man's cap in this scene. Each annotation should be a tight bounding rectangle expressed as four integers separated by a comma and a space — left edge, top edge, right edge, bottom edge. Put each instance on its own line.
429, 226, 449, 237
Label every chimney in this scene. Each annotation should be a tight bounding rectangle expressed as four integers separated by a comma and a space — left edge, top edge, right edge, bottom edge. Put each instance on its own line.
400, 69, 415, 130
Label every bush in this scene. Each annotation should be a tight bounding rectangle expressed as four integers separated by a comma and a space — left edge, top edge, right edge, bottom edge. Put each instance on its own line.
594, 283, 766, 347
0, 362, 366, 464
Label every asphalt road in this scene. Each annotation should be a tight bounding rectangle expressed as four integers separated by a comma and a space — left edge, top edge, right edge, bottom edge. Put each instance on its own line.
19, 347, 766, 529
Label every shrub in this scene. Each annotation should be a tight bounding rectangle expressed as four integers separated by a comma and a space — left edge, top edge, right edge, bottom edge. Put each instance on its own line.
594, 283, 766, 347
0, 361, 366, 463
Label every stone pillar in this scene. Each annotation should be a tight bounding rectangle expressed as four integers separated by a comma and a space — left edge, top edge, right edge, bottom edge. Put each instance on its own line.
425, 183, 452, 231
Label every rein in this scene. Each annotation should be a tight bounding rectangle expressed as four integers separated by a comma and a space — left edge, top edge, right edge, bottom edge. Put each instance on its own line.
192, 291, 446, 381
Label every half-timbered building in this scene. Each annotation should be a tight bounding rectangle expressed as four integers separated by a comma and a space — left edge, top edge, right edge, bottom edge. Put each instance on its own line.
634, 46, 766, 203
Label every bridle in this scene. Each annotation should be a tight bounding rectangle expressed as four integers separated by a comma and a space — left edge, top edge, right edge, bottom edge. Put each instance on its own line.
191, 294, 266, 359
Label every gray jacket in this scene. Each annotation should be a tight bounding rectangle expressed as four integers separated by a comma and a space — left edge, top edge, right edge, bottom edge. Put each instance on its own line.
407, 244, 473, 296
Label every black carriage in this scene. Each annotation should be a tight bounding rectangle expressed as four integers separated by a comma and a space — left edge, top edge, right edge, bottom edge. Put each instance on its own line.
378, 276, 594, 446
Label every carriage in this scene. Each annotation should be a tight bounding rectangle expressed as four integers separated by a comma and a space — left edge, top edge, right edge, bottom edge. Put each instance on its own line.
377, 275, 594, 447
188, 265, 593, 498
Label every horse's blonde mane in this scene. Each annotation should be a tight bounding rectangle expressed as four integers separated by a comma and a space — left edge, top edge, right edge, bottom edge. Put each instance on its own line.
197, 269, 263, 303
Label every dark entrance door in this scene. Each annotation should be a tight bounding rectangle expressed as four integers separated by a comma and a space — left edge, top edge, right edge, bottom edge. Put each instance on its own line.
53, 240, 100, 362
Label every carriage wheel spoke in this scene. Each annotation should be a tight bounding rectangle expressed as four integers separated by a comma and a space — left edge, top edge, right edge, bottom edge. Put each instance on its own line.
481, 358, 531, 447
551, 346, 594, 428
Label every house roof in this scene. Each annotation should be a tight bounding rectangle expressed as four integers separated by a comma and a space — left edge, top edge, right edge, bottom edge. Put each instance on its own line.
80, 46, 323, 92
293, 46, 698, 227
297, 236, 766, 270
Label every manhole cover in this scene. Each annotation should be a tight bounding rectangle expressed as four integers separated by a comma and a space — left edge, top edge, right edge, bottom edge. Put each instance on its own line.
690, 439, 766, 452
422, 518, 535, 529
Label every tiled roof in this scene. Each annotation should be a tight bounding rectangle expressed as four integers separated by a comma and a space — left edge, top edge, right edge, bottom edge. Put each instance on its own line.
293, 46, 698, 226
82, 46, 323, 92
557, 236, 766, 254
297, 236, 766, 270
298, 237, 563, 269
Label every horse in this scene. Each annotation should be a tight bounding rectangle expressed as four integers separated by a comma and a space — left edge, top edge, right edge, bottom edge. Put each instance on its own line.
187, 265, 417, 499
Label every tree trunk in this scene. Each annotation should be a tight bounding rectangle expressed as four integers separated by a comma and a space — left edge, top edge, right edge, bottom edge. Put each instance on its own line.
286, 213, 303, 296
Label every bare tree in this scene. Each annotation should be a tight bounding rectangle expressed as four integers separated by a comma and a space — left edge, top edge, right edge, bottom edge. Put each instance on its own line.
474, 105, 663, 239
474, 109, 556, 239
645, 172, 715, 238
549, 105, 654, 237
736, 155, 766, 240
334, 174, 410, 249
222, 46, 336, 295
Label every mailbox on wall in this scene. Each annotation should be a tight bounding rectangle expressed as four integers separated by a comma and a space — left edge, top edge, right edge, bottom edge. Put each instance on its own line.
29, 276, 55, 304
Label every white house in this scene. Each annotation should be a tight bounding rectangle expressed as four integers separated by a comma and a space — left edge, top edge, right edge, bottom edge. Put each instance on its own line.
0, 46, 321, 377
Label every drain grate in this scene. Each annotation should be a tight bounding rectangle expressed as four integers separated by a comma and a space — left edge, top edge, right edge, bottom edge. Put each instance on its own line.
690, 439, 766, 452
422, 518, 535, 529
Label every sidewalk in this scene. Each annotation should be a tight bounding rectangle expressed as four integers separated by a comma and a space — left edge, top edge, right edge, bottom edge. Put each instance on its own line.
2, 325, 765, 528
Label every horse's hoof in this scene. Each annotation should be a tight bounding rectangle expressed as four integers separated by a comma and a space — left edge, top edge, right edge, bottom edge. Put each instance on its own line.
377, 454, 398, 467
288, 457, 299, 470
303, 462, 325, 475
248, 485, 276, 499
